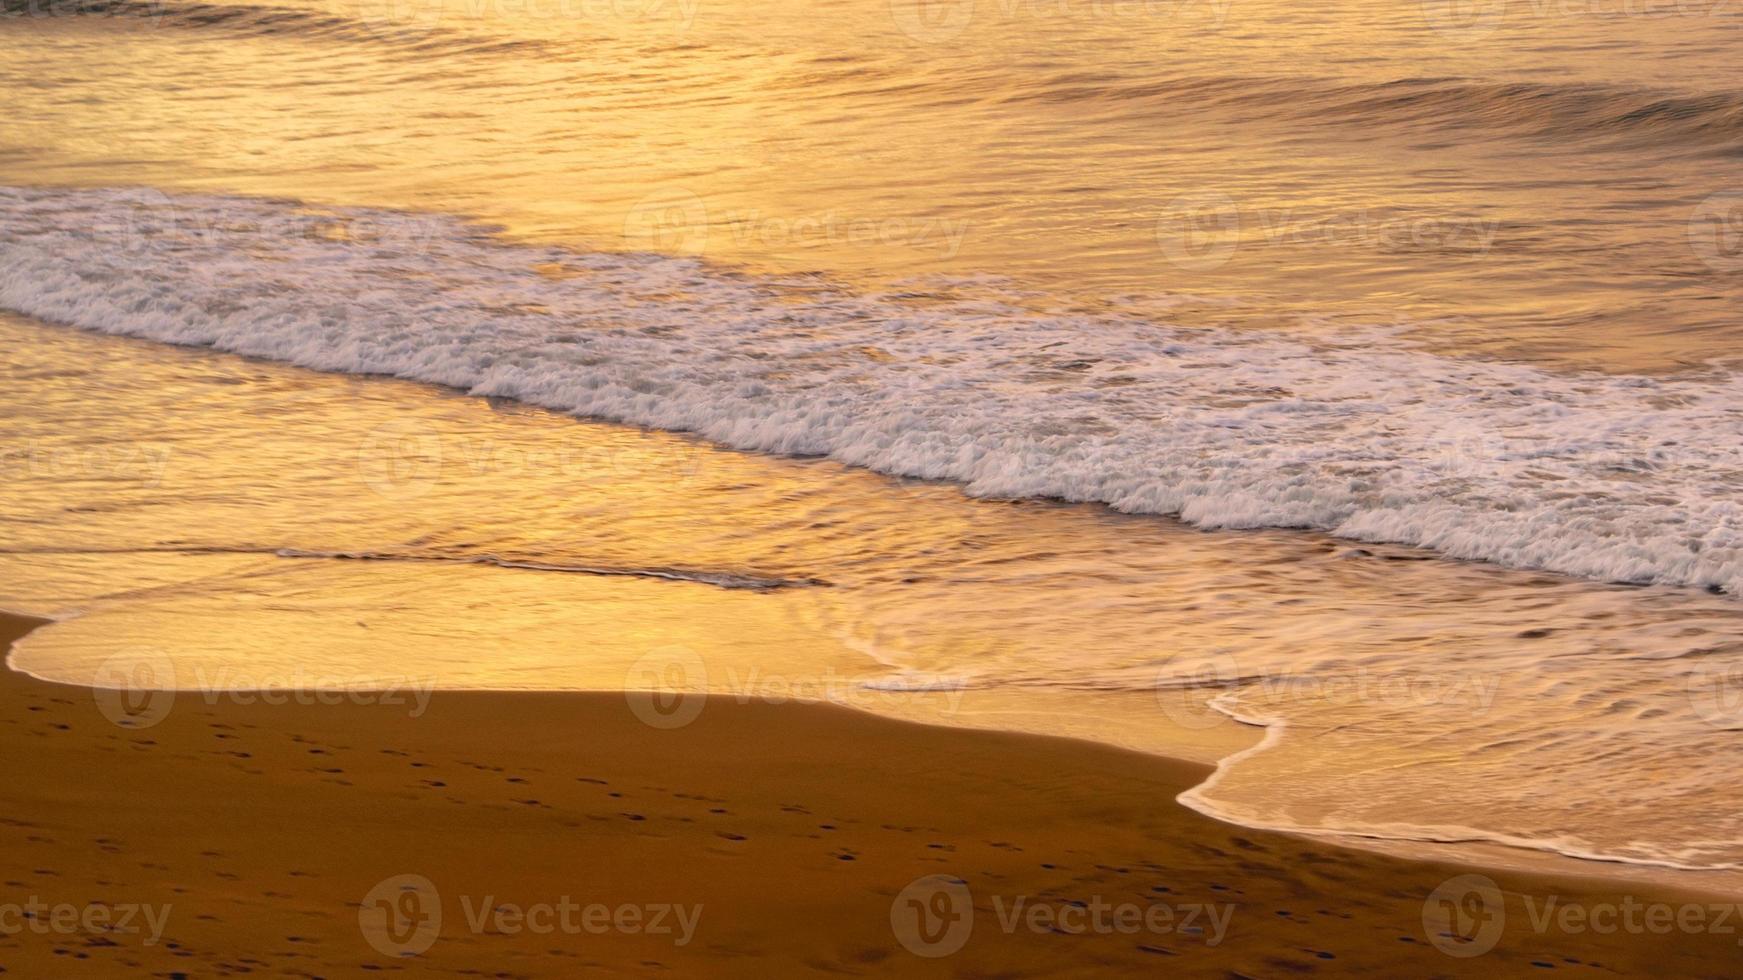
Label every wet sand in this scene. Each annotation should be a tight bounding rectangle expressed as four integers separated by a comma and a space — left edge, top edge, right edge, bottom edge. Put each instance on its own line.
0, 611, 1736, 977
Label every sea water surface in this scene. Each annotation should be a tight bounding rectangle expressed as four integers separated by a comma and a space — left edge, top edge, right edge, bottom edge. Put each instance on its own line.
4, 0, 1743, 885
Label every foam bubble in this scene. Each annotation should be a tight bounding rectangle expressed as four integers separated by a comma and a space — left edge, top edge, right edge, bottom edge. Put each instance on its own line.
3, 184, 1739, 597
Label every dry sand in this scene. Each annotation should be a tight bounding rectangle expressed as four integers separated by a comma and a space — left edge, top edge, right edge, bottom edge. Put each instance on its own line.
0, 611, 1736, 977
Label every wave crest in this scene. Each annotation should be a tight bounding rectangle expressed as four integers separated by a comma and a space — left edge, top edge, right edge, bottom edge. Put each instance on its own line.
2, 184, 1740, 597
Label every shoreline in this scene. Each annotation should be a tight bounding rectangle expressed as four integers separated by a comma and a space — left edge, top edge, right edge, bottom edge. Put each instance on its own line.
5, 611, 1742, 975
5, 193, 1739, 599
10, 309, 1743, 902
12, 602, 1741, 906
1177, 699, 1743, 900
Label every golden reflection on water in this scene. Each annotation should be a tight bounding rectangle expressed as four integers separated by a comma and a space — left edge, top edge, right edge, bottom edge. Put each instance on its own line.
8, 315, 1743, 882
6, 0, 1743, 368
7, 0, 1743, 891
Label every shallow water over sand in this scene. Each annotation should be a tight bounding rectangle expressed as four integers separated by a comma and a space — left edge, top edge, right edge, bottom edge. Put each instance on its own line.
5, 0, 1743, 370
8, 316, 1743, 888
5, 0, 1743, 894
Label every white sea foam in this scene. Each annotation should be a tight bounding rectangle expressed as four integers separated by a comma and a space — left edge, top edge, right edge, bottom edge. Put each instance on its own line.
3, 184, 1740, 597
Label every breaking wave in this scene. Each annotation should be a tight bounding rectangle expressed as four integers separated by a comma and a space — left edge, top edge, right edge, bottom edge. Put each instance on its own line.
3, 184, 1740, 597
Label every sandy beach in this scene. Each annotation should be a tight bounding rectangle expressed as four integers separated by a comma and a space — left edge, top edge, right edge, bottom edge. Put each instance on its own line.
7, 0, 1743, 970
2, 611, 1738, 977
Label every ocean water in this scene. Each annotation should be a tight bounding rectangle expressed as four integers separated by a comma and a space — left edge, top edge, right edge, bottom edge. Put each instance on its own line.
4, 0, 1743, 883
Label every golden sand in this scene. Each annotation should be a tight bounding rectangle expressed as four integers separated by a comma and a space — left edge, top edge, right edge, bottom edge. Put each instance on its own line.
0, 612, 1734, 976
